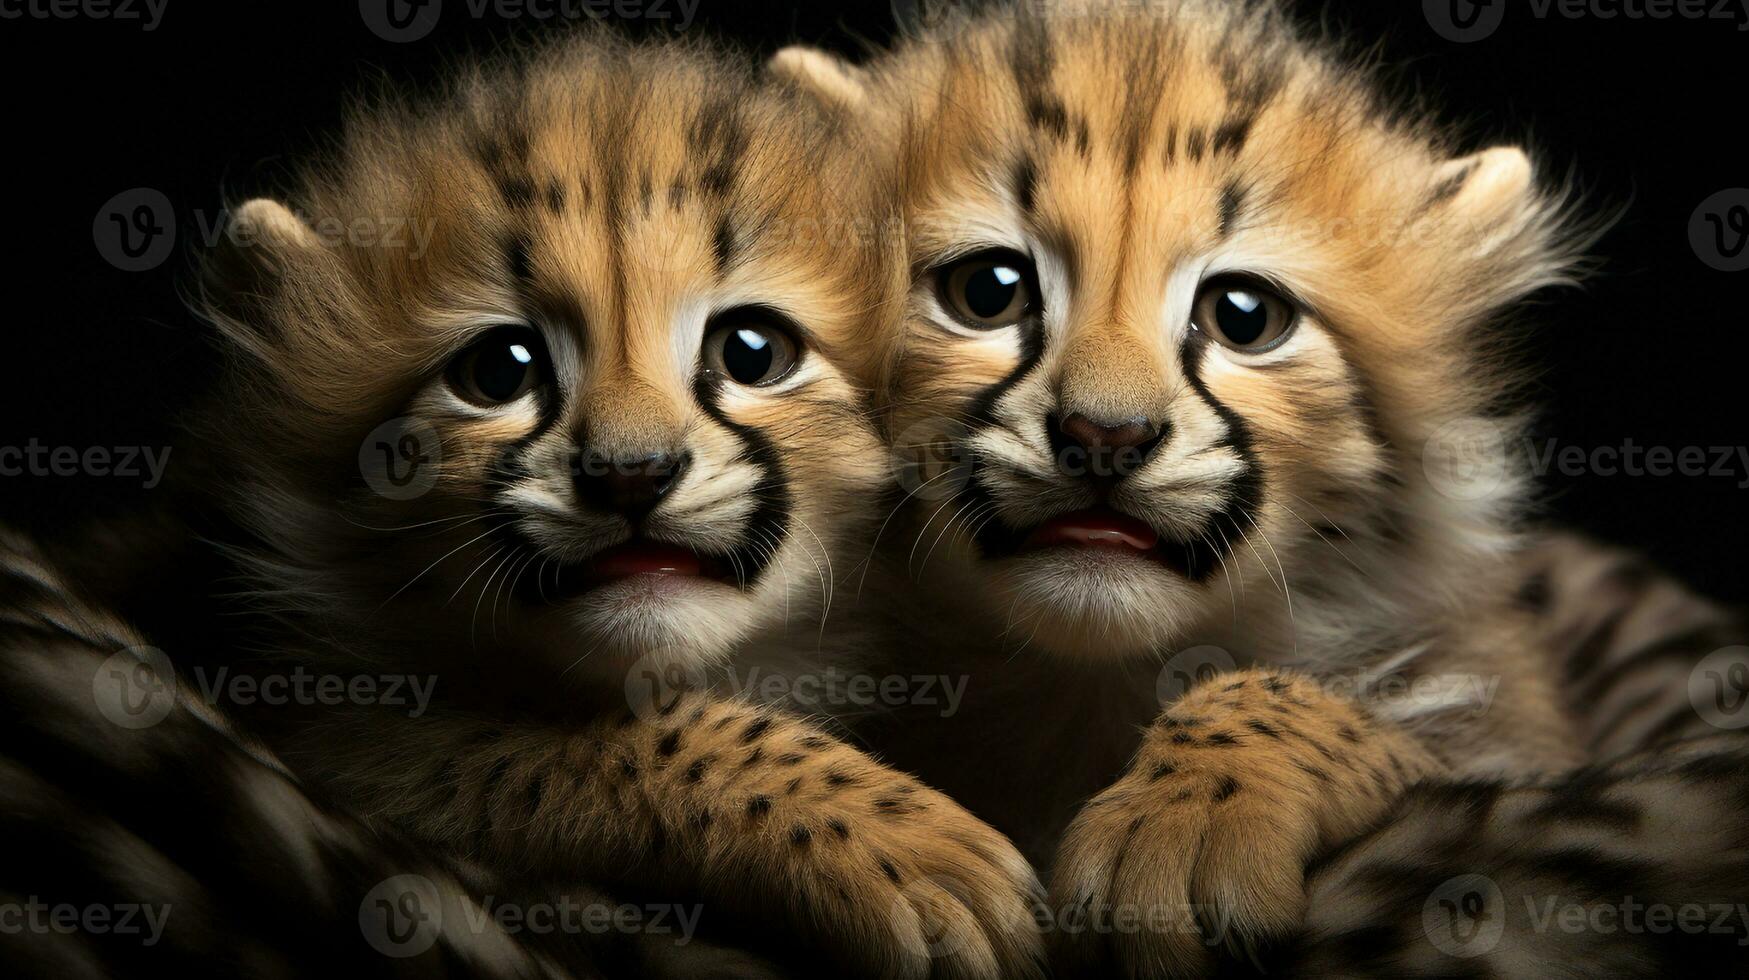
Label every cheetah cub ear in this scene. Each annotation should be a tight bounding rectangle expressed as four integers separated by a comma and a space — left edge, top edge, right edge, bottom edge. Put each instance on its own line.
767, 45, 871, 111
1432, 146, 1536, 226
199, 198, 331, 346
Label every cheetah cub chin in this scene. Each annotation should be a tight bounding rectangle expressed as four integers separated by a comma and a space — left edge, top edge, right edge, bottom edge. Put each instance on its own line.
774, 0, 1602, 971
188, 34, 1041, 979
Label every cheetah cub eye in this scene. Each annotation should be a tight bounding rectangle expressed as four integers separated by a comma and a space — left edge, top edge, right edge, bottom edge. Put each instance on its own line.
702, 309, 803, 387
937, 249, 1039, 330
445, 325, 551, 406
1191, 274, 1298, 352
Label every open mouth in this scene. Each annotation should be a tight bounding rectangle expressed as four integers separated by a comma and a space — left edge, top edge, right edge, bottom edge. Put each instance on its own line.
1015, 507, 1203, 578
516, 538, 738, 603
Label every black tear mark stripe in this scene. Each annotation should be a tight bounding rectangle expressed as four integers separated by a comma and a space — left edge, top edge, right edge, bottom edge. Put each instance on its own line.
690, 374, 792, 589
1175, 333, 1266, 582
962, 315, 1051, 560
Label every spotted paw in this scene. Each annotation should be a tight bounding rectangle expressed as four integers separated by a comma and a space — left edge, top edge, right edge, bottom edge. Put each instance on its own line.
1049, 668, 1439, 977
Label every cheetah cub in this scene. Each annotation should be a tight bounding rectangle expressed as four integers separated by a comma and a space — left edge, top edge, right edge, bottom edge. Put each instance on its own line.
774, 0, 1601, 972
180, 34, 1042, 979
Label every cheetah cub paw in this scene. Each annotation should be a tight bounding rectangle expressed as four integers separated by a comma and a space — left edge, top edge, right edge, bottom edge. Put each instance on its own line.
652, 706, 1046, 980
1049, 668, 1440, 977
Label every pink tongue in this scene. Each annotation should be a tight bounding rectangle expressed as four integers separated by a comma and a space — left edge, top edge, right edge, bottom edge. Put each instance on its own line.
588, 542, 704, 579
1024, 509, 1161, 552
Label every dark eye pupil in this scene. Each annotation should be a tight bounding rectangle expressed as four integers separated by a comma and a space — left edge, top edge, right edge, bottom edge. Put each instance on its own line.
472, 342, 534, 401
963, 265, 1023, 319
722, 328, 775, 384
1215, 290, 1269, 345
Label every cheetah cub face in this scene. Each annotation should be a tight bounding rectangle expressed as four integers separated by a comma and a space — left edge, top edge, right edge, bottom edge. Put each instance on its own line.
197, 39, 901, 678
871, 1, 1581, 660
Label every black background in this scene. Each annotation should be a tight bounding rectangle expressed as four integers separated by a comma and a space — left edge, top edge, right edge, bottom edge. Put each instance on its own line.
1, 0, 1743, 598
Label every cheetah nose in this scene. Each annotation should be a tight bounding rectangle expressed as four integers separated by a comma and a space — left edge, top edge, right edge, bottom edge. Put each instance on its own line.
573, 450, 689, 519
1050, 412, 1167, 483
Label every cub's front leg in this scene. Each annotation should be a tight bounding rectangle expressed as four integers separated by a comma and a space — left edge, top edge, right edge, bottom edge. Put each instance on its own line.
315, 692, 1045, 980
1049, 668, 1441, 978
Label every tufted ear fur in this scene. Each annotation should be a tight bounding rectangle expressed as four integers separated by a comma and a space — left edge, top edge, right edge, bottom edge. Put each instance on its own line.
1431, 147, 1535, 228
197, 198, 337, 350
767, 45, 872, 111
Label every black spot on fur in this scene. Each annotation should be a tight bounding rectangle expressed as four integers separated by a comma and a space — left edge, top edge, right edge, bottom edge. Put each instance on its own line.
505, 233, 534, 283
1516, 572, 1552, 611
1150, 762, 1177, 781
496, 175, 536, 210
878, 858, 902, 884
1014, 155, 1038, 216
1185, 127, 1209, 161
1218, 181, 1245, 238
657, 731, 683, 758
827, 818, 851, 840
747, 796, 772, 820
684, 757, 712, 783
1214, 777, 1240, 802
1026, 95, 1070, 140
790, 825, 812, 847
742, 718, 772, 744
713, 216, 737, 275
1212, 113, 1255, 155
